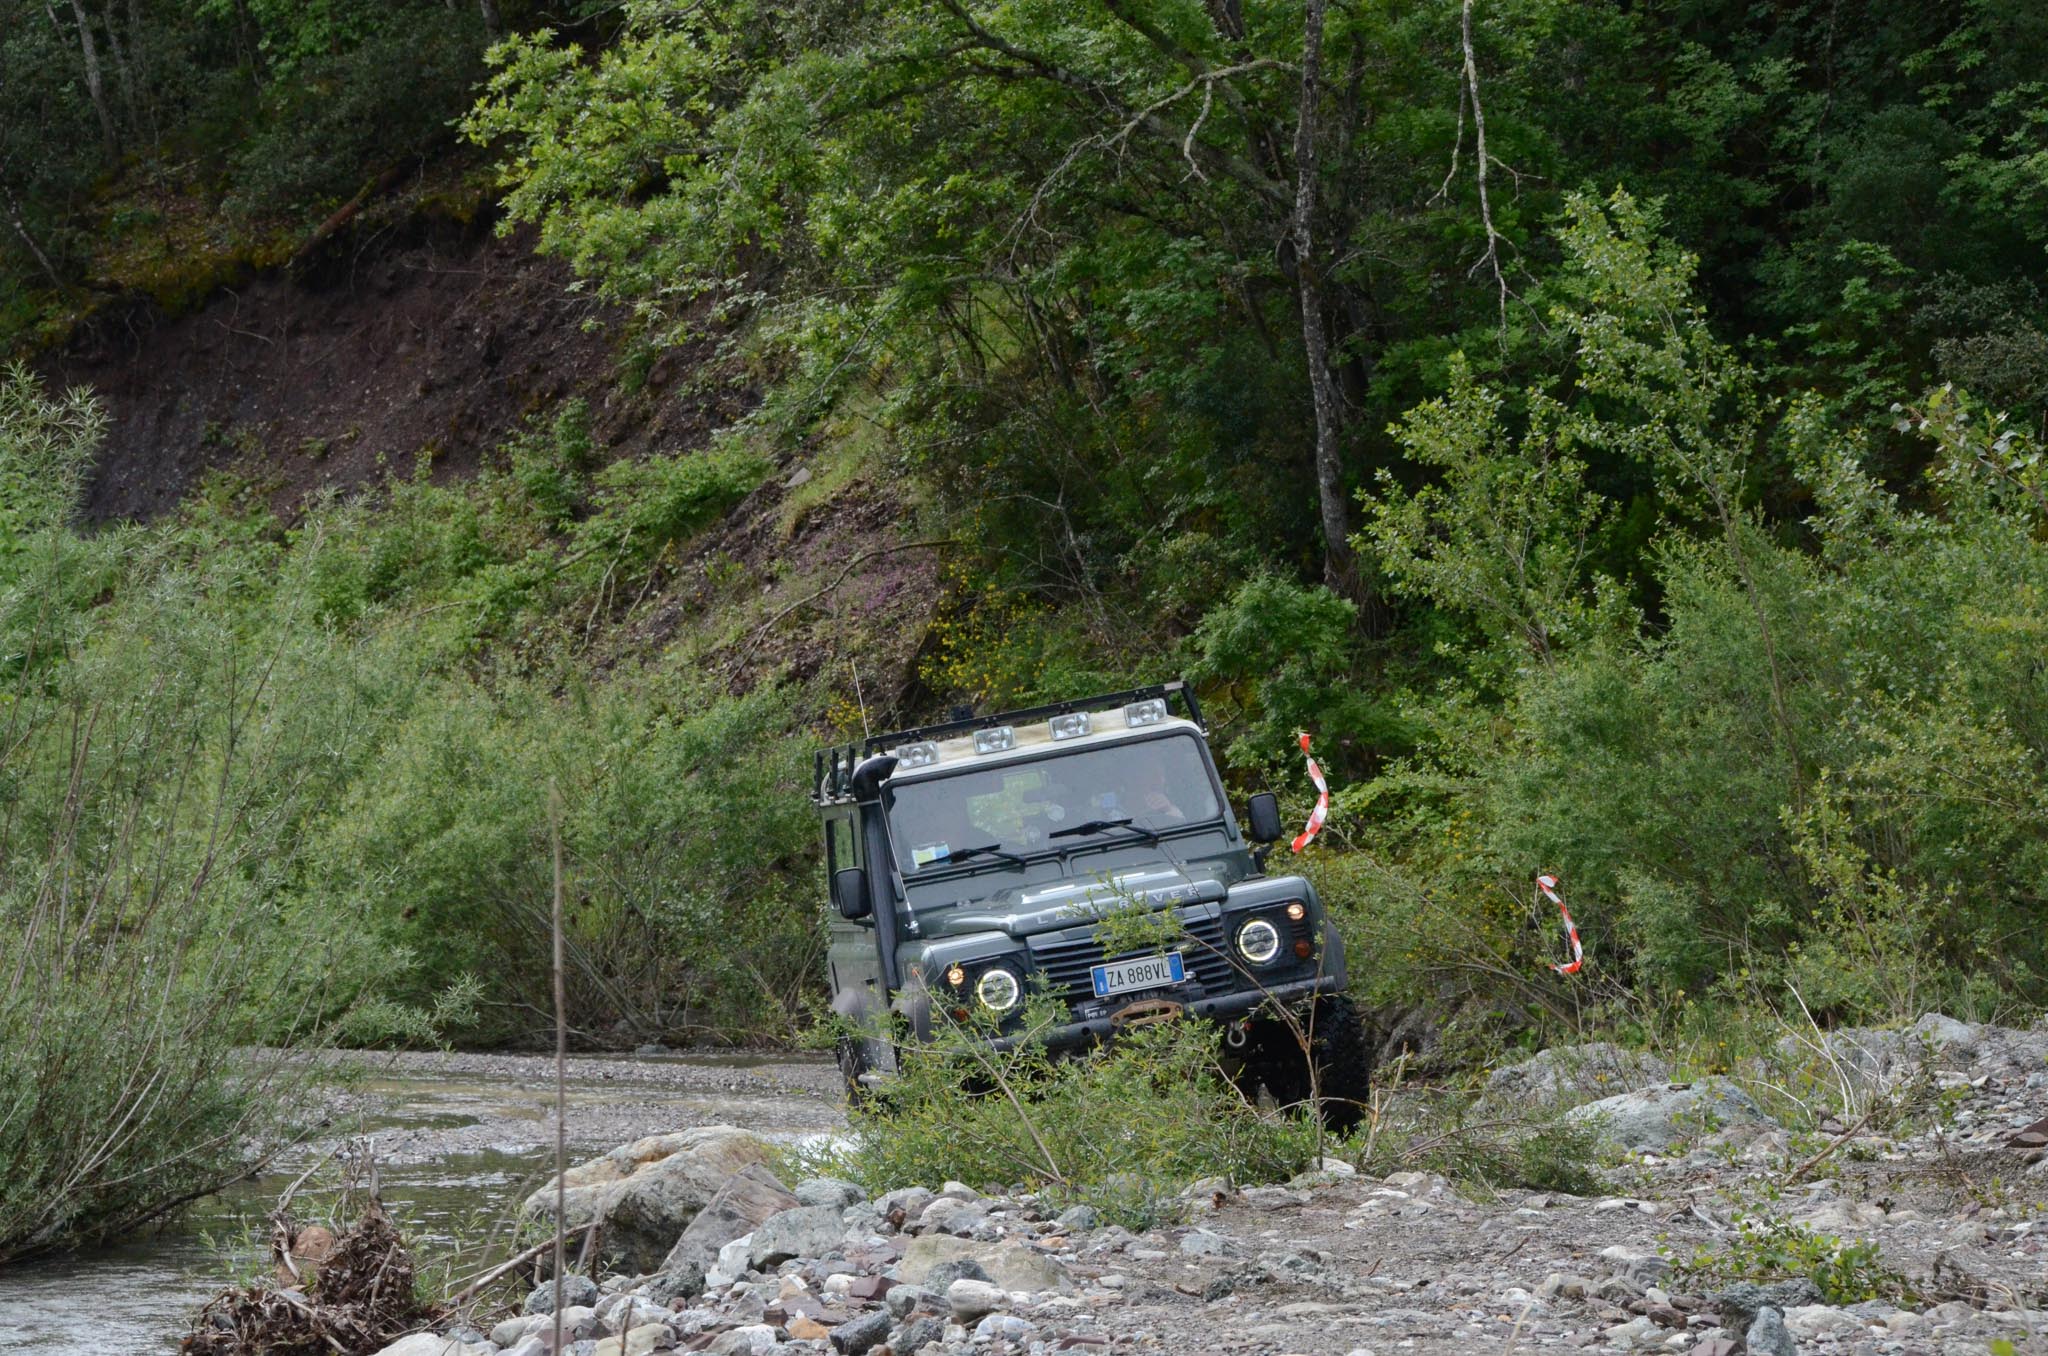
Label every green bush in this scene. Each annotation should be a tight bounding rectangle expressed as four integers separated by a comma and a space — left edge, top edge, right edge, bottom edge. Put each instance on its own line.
797, 1012, 1326, 1229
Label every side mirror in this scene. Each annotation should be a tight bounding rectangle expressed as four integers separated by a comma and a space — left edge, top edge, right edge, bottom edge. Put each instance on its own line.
1246, 793, 1283, 845
832, 867, 872, 920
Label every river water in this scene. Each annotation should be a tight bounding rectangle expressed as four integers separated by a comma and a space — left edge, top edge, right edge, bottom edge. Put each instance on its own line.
0, 1051, 843, 1355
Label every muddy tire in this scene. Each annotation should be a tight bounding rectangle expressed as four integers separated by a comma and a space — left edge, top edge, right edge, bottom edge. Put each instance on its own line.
1239, 996, 1373, 1133
836, 1035, 873, 1109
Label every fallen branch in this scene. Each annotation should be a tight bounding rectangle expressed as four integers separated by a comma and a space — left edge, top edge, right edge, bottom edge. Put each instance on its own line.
1781, 1101, 1882, 1187
445, 1222, 599, 1306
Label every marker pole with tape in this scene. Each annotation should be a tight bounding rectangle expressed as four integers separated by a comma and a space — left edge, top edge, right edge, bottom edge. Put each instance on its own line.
1537, 873, 1584, 975
1291, 732, 1329, 853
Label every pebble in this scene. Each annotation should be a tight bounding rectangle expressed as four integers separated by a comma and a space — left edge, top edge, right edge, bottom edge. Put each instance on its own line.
946, 1277, 1006, 1322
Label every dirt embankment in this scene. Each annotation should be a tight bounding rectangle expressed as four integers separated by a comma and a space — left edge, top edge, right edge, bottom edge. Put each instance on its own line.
45, 211, 743, 526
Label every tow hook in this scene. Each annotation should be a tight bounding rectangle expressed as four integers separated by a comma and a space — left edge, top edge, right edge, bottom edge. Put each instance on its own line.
1224, 1018, 1251, 1049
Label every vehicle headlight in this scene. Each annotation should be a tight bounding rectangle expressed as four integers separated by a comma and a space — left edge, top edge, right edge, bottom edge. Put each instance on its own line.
975, 966, 1022, 1013
1235, 917, 1281, 965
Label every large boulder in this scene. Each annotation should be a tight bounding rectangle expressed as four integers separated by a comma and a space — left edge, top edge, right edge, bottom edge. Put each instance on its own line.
520, 1126, 773, 1275
1564, 1078, 1776, 1152
661, 1163, 799, 1276
1484, 1043, 1672, 1108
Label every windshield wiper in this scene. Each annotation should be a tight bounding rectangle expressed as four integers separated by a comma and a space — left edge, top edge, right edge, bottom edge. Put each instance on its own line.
1048, 816, 1161, 846
921, 842, 1028, 871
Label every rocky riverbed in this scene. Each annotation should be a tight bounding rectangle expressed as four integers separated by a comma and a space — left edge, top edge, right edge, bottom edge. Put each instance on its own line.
0, 1050, 843, 1353
281, 1014, 2047, 1356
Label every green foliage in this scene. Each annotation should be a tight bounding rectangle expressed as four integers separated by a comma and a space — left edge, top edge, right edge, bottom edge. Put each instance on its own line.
801, 1012, 1325, 1228
0, 362, 101, 550
1676, 1213, 1912, 1306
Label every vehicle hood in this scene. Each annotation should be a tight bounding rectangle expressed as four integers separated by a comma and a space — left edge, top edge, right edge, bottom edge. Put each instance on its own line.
926, 865, 1228, 938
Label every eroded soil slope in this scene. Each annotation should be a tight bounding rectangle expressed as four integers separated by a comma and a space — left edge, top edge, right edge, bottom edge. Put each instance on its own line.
49, 215, 742, 524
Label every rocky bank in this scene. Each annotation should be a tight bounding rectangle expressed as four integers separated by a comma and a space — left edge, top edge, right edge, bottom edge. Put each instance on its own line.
256, 1015, 2048, 1356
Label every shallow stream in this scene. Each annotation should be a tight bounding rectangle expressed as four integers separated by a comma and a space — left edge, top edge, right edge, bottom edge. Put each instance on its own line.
0, 1051, 842, 1354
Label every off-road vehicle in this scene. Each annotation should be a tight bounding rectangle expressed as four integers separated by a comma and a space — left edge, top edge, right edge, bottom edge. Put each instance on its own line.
812, 680, 1370, 1128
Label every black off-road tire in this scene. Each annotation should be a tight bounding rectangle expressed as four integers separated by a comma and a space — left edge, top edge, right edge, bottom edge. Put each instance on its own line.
836, 1034, 874, 1109
1238, 996, 1374, 1133
1308, 995, 1374, 1134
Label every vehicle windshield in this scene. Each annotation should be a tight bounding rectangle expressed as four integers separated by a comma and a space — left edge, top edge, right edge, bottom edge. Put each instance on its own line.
884, 733, 1223, 875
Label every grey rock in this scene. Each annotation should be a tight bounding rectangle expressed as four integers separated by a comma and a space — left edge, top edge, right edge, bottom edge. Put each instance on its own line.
1565, 1078, 1777, 1152
1054, 1203, 1101, 1232
524, 1274, 601, 1315
1745, 1306, 1799, 1356
522, 1126, 773, 1275
795, 1177, 867, 1209
501, 1338, 546, 1356
946, 1278, 1004, 1323
492, 1314, 543, 1346
886, 1284, 935, 1319
663, 1163, 799, 1276
706, 1324, 778, 1356
829, 1309, 892, 1355
972, 1314, 1036, 1343
708, 1233, 754, 1287
642, 1261, 705, 1307
747, 1204, 850, 1267
875, 1186, 936, 1220
892, 1316, 946, 1355
1597, 1245, 1672, 1285
923, 1257, 994, 1293
1485, 1043, 1673, 1107
367, 1338, 492, 1356
1715, 1280, 1823, 1334
1912, 1012, 1980, 1056
1179, 1228, 1240, 1258
914, 1196, 985, 1236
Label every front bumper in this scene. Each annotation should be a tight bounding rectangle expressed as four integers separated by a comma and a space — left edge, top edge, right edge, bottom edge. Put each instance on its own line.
989, 972, 1340, 1053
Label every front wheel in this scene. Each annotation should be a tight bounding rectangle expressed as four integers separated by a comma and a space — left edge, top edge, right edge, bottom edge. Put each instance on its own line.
836, 1034, 873, 1109
1236, 996, 1374, 1133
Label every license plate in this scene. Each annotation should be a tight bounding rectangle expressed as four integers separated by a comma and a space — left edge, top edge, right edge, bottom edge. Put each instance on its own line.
1091, 952, 1185, 998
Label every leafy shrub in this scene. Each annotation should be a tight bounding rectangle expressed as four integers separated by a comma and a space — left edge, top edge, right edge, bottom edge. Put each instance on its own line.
1676, 1213, 1911, 1305
799, 1012, 1325, 1228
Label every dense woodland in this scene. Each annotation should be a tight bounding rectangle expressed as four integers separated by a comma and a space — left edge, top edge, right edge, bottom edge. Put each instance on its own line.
3, 0, 2047, 1256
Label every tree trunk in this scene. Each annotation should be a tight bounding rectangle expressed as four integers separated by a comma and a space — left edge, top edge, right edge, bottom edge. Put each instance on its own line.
1289, 0, 1357, 596
98, 0, 137, 138
477, 0, 502, 40
0, 172, 67, 290
64, 0, 119, 157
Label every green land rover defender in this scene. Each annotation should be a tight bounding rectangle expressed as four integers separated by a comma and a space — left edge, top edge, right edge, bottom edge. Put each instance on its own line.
811, 680, 1371, 1128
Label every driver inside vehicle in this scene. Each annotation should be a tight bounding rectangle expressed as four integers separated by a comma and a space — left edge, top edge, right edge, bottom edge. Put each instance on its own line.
1128, 757, 1188, 826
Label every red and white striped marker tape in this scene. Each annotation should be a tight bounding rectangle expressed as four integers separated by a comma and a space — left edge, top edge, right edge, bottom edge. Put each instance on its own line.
1291, 732, 1328, 853
1537, 873, 1583, 974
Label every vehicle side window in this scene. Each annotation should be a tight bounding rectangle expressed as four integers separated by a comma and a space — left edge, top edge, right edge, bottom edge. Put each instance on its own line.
826, 814, 858, 876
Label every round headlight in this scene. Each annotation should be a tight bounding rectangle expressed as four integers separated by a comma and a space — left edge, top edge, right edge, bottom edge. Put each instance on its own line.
1236, 918, 1282, 965
975, 967, 1021, 1013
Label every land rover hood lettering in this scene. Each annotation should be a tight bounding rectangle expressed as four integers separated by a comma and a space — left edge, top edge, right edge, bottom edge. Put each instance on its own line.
926, 868, 1228, 937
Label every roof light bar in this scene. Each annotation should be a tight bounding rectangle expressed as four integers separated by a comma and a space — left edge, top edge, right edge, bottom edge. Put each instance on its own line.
1048, 712, 1091, 741
1122, 698, 1168, 727
973, 726, 1017, 755
895, 741, 941, 768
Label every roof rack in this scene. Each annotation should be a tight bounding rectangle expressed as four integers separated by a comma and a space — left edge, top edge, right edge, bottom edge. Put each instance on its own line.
810, 679, 1203, 806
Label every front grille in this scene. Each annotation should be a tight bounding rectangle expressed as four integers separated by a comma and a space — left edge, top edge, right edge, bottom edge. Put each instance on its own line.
1027, 911, 1239, 1004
